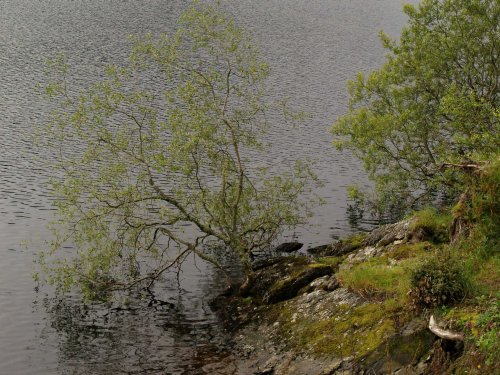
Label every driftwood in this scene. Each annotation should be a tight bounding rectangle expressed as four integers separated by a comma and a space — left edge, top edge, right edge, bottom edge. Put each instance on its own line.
428, 315, 464, 341
439, 162, 482, 172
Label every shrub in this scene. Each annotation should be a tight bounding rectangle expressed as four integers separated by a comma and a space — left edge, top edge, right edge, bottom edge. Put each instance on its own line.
409, 255, 470, 310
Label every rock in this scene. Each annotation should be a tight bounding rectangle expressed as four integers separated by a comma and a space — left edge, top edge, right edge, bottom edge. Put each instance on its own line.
264, 263, 332, 304
246, 257, 309, 299
303, 289, 327, 303
362, 327, 436, 374
328, 288, 362, 306
254, 368, 274, 375
319, 359, 342, 374
213, 216, 470, 375
329, 238, 364, 256
310, 221, 415, 259
275, 242, 303, 253
299, 275, 340, 295
252, 256, 288, 271
345, 245, 378, 263
200, 356, 237, 374
364, 220, 411, 247
402, 318, 427, 336
299, 275, 329, 294
325, 277, 340, 291
307, 244, 331, 256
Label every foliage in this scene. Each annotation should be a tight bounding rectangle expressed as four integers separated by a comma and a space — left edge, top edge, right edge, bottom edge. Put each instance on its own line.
468, 157, 500, 254
445, 298, 500, 372
409, 253, 470, 310
38, 3, 315, 297
474, 299, 500, 367
332, 0, 500, 212
448, 158, 500, 297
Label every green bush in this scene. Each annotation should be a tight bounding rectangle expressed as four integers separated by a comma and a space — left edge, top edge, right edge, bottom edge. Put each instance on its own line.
409, 255, 470, 310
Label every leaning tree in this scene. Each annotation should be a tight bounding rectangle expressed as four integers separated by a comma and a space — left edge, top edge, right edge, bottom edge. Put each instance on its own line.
38, 3, 315, 298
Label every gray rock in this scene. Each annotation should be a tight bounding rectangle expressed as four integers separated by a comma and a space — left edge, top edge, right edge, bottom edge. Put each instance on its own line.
364, 220, 411, 247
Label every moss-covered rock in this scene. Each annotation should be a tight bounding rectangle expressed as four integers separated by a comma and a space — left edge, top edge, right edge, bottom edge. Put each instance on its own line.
245, 256, 333, 304
263, 263, 333, 304
362, 319, 436, 373
308, 232, 367, 257
274, 297, 397, 358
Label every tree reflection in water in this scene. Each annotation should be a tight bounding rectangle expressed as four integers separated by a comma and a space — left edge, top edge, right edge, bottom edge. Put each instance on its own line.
42, 260, 237, 374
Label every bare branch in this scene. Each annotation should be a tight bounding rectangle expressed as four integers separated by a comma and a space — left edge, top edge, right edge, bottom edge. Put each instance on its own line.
428, 315, 464, 341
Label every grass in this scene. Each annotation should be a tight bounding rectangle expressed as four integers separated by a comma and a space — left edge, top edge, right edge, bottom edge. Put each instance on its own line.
338, 256, 413, 301
388, 241, 431, 260
409, 207, 452, 243
316, 255, 343, 268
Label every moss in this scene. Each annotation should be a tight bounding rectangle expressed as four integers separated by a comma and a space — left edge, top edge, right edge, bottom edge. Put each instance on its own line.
363, 328, 436, 372
241, 296, 253, 305
275, 301, 397, 359
342, 232, 366, 249
442, 307, 480, 331
388, 330, 433, 361
282, 261, 331, 279
308, 262, 332, 269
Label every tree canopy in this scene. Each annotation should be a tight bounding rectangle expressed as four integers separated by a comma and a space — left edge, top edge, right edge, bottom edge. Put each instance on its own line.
332, 0, 499, 213
39, 3, 314, 298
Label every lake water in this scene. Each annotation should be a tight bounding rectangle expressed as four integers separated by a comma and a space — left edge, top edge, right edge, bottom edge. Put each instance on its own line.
0, 1, 416, 374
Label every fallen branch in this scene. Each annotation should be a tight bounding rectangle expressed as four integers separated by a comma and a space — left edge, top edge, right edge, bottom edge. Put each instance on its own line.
428, 315, 464, 341
439, 162, 482, 172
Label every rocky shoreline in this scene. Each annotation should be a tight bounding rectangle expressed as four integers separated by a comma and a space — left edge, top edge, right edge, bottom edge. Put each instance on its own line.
209, 218, 468, 375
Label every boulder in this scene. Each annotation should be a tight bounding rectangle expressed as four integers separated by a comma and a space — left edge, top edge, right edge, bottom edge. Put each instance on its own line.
275, 242, 303, 253
263, 263, 333, 304
363, 220, 411, 247
243, 256, 334, 304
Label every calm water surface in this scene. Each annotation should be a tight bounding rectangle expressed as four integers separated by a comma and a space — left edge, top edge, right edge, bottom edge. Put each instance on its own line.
0, 1, 416, 373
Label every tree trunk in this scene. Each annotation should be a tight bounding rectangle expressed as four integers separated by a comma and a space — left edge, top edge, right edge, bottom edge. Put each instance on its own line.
449, 190, 471, 243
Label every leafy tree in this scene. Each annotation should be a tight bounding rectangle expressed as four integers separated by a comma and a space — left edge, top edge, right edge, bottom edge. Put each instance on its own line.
39, 3, 314, 298
332, 0, 499, 213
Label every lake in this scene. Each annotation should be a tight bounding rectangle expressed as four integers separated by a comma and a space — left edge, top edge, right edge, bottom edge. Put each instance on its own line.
0, 1, 416, 373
